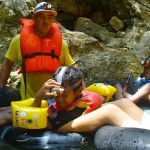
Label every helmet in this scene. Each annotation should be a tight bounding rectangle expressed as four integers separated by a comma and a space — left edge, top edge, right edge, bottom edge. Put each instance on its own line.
34, 2, 57, 16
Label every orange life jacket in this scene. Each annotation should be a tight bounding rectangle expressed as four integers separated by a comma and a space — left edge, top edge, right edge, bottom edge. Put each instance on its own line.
19, 19, 62, 74
48, 90, 102, 115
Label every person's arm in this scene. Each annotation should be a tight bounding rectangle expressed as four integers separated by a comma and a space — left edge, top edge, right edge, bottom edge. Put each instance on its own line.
0, 58, 14, 88
0, 34, 21, 90
31, 79, 62, 107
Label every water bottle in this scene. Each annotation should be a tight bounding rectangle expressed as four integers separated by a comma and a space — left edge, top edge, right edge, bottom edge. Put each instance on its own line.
46, 98, 57, 119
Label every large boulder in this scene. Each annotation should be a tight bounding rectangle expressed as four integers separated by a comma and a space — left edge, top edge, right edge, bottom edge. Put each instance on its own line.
0, 0, 150, 86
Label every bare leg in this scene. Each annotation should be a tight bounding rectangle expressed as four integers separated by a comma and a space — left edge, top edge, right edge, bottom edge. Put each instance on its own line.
111, 98, 144, 122
57, 103, 141, 132
112, 98, 150, 130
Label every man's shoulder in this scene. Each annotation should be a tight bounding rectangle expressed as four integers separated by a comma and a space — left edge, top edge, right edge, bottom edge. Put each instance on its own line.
61, 39, 68, 51
13, 34, 20, 40
11, 34, 20, 44
62, 39, 67, 45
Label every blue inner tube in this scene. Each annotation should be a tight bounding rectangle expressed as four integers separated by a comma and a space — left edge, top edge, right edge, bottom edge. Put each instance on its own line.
94, 102, 150, 150
0, 125, 93, 150
94, 125, 150, 150
2, 86, 150, 150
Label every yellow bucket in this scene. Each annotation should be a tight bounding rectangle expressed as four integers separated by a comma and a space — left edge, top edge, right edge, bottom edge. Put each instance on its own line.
11, 98, 48, 129
86, 83, 117, 102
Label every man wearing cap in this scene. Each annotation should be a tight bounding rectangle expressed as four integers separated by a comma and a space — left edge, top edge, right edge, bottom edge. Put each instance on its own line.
0, 2, 76, 101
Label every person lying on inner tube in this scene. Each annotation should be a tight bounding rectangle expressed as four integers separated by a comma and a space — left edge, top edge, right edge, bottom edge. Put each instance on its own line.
31, 66, 150, 132
31, 66, 103, 130
115, 56, 150, 104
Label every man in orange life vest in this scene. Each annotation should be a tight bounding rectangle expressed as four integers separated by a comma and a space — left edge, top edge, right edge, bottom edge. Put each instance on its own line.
0, 2, 77, 101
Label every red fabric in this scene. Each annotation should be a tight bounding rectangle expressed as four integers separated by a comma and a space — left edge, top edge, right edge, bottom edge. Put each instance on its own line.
48, 90, 102, 115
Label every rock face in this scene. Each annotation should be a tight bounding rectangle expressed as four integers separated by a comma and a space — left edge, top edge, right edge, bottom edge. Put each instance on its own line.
0, 0, 150, 87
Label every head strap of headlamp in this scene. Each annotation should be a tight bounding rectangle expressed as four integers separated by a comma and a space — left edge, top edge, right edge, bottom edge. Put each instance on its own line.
64, 79, 82, 93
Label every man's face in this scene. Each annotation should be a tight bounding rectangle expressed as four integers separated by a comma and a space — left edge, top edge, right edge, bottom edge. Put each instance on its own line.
33, 11, 55, 37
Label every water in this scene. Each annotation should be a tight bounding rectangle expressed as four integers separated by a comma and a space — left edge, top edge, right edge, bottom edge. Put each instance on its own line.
0, 125, 96, 150
0, 140, 95, 150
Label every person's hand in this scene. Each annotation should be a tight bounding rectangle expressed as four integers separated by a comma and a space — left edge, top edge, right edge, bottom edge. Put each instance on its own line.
32, 79, 64, 107
35, 79, 62, 101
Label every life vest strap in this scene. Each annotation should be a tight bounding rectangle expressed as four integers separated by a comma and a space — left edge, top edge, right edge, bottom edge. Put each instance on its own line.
22, 50, 59, 98
23, 50, 59, 60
